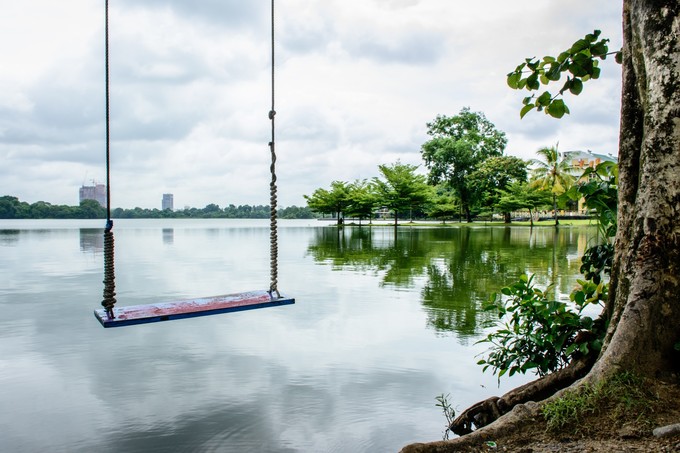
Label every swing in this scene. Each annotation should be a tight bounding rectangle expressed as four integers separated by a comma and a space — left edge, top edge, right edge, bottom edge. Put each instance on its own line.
94, 0, 294, 328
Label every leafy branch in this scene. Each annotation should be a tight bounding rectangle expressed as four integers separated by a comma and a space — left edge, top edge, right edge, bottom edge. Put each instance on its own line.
507, 30, 622, 119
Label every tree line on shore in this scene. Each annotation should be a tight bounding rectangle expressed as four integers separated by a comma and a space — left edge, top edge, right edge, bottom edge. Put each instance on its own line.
305, 108, 586, 226
0, 195, 316, 219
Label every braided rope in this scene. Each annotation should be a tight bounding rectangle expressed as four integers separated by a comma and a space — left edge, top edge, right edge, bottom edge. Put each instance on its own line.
268, 0, 280, 299
102, 222, 117, 319
101, 0, 117, 319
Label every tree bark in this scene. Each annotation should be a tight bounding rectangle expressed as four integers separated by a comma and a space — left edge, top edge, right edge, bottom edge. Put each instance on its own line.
589, 0, 680, 382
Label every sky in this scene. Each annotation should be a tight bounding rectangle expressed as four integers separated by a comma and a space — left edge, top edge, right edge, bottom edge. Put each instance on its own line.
0, 0, 624, 210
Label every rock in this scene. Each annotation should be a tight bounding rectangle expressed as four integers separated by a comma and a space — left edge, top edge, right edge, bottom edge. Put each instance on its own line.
653, 423, 680, 438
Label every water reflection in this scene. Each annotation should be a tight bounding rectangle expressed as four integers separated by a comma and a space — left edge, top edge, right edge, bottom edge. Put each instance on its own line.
0, 229, 20, 246
79, 228, 104, 253
162, 228, 174, 245
307, 225, 589, 337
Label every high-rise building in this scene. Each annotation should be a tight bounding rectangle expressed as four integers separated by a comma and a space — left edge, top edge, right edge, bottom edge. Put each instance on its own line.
79, 184, 107, 207
162, 193, 174, 211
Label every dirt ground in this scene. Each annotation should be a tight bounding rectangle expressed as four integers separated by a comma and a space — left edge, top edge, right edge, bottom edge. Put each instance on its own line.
405, 380, 680, 453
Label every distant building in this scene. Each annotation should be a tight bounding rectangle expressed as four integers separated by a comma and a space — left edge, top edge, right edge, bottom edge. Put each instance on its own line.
565, 150, 618, 170
79, 184, 107, 207
564, 150, 618, 213
162, 193, 174, 211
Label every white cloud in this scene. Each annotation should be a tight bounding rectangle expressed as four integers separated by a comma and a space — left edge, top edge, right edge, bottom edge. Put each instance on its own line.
0, 0, 623, 209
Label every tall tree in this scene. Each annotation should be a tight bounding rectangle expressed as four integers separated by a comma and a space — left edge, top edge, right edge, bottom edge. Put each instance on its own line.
373, 161, 432, 227
420, 107, 507, 222
530, 144, 576, 226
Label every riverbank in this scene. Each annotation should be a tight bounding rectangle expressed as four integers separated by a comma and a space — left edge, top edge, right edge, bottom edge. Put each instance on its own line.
402, 378, 680, 452
334, 219, 597, 228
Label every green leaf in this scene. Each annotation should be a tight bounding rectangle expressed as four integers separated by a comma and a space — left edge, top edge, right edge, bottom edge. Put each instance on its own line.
592, 67, 601, 79
507, 72, 521, 89
536, 91, 552, 106
591, 41, 609, 57
547, 99, 569, 118
557, 51, 570, 64
527, 73, 540, 90
615, 50, 623, 64
519, 104, 535, 119
546, 63, 562, 81
569, 78, 583, 95
570, 39, 590, 54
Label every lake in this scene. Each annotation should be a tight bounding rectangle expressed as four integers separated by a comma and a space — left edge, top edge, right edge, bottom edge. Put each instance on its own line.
0, 219, 593, 452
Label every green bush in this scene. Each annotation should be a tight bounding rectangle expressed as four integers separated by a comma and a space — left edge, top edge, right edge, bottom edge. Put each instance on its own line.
477, 274, 595, 378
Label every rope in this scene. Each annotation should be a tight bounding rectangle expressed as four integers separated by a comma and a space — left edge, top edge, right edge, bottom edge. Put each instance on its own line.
102, 221, 117, 319
101, 0, 117, 319
268, 0, 280, 299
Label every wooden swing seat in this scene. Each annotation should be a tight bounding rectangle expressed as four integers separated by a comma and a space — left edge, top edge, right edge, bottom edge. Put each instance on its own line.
94, 290, 294, 328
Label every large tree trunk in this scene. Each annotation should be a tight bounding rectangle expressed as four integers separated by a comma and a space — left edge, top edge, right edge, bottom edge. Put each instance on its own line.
401, 1, 679, 451
589, 0, 680, 382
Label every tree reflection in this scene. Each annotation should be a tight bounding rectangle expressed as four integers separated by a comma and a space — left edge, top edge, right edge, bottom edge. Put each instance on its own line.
307, 225, 590, 337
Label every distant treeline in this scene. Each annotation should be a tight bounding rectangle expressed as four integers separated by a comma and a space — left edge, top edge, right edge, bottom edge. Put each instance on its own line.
0, 196, 317, 220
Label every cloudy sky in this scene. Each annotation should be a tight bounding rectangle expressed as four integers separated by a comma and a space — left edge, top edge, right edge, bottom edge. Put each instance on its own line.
1, 0, 623, 209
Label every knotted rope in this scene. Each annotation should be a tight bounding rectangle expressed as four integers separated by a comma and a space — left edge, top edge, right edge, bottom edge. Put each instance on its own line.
268, 0, 280, 299
101, 0, 117, 319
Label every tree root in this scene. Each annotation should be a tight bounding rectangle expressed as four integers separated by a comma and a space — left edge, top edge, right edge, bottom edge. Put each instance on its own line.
450, 355, 596, 435
400, 355, 597, 453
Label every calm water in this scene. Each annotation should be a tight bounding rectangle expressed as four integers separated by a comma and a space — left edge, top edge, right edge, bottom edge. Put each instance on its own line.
0, 219, 593, 452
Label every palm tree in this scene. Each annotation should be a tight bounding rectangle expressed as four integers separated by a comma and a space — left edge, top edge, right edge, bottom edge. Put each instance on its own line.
530, 144, 576, 227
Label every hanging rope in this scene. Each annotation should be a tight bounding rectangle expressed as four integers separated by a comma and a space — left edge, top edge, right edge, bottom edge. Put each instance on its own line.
101, 0, 117, 319
268, 0, 280, 299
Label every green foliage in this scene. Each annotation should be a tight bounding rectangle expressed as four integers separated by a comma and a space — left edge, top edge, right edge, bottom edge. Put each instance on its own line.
435, 393, 456, 440
304, 181, 353, 224
373, 161, 432, 224
496, 182, 552, 224
420, 107, 507, 222
565, 161, 618, 239
479, 163, 618, 381
542, 372, 658, 433
466, 156, 528, 217
507, 30, 620, 118
0, 195, 316, 219
530, 145, 577, 226
344, 179, 380, 223
426, 185, 459, 222
477, 274, 596, 378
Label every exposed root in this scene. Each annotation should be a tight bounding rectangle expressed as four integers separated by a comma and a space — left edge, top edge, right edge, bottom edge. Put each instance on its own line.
449, 355, 596, 436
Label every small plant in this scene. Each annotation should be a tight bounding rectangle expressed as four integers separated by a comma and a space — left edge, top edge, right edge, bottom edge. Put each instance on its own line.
435, 393, 456, 440
479, 163, 616, 381
477, 274, 596, 379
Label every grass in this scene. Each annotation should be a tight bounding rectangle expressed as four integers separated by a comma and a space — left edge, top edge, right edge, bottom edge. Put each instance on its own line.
542, 372, 660, 435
